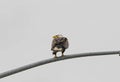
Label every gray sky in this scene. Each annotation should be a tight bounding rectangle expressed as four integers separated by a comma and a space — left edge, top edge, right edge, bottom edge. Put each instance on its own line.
0, 0, 120, 82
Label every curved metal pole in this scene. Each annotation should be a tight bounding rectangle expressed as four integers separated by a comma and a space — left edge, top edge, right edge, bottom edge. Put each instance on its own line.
0, 50, 120, 79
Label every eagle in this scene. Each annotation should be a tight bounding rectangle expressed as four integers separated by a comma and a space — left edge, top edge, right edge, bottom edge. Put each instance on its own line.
51, 34, 69, 58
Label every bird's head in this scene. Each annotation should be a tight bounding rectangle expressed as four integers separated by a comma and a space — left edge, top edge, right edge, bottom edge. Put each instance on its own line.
53, 35, 58, 39
52, 34, 63, 39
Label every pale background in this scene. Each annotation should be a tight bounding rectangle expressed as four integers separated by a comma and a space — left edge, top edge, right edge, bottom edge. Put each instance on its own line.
0, 0, 120, 82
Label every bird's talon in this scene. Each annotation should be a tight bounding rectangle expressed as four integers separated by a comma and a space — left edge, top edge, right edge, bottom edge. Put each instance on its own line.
62, 54, 64, 57
54, 55, 57, 58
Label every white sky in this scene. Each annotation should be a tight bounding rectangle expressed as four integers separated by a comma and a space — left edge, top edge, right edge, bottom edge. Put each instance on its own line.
0, 0, 120, 82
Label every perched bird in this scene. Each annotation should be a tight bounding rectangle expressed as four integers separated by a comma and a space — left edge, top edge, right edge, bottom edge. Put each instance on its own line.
51, 34, 69, 58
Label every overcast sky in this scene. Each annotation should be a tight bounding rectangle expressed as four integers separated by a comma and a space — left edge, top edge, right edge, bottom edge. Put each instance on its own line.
0, 0, 120, 82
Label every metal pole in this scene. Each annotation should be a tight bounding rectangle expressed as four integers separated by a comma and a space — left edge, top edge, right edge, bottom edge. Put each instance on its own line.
0, 50, 119, 79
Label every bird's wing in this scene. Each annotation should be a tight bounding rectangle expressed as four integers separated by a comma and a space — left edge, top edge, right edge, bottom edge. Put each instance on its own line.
51, 39, 56, 50
63, 38, 69, 49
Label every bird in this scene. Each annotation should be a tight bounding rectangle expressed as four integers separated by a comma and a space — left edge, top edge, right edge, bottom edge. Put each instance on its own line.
51, 34, 69, 58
